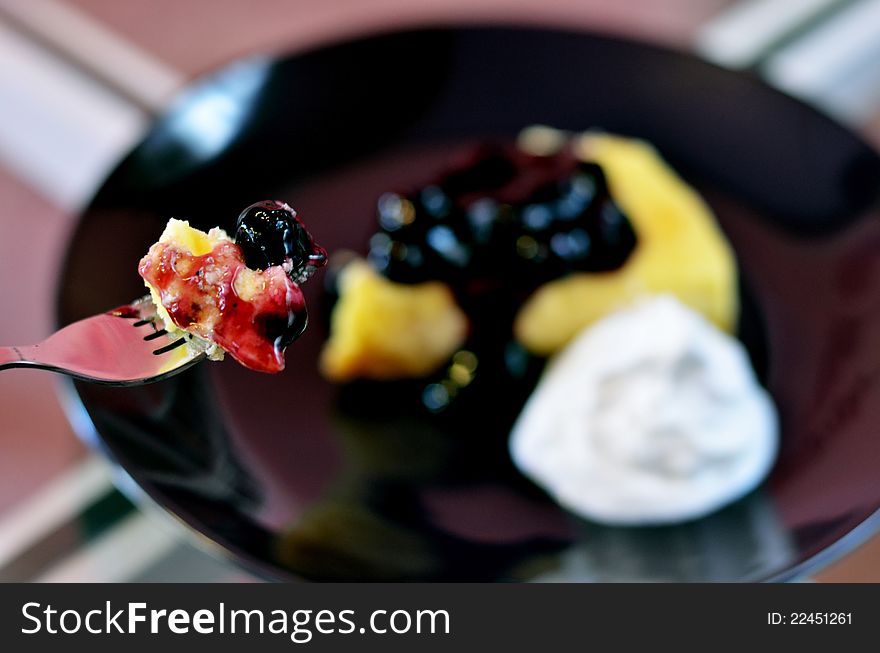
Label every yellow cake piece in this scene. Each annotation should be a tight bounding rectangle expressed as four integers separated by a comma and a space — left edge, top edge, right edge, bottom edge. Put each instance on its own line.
514, 133, 738, 356
320, 259, 468, 381
143, 219, 232, 360
158, 218, 227, 256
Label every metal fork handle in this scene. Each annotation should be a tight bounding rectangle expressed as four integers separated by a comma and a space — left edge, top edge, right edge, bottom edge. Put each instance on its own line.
0, 345, 38, 370
0, 344, 91, 375
0, 298, 200, 385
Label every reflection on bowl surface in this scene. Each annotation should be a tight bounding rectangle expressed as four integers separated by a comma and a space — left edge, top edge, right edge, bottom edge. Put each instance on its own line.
60, 26, 880, 581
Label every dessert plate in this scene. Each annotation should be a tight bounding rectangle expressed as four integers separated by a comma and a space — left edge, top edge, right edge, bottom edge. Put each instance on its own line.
58, 26, 880, 581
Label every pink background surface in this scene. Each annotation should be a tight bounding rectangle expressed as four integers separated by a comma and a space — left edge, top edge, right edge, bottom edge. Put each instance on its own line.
68, 0, 733, 75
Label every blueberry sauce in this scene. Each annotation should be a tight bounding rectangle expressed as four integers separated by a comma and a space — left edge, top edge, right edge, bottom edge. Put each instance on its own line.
336, 142, 638, 415
367, 143, 635, 300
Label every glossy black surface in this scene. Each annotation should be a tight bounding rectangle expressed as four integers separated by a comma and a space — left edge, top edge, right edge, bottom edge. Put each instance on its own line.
59, 26, 880, 581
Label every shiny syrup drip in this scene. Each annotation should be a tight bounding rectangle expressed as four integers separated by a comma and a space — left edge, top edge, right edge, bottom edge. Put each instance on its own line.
339, 142, 638, 415
139, 240, 306, 374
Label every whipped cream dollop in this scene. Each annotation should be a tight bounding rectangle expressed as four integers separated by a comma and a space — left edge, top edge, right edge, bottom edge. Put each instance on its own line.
509, 296, 778, 525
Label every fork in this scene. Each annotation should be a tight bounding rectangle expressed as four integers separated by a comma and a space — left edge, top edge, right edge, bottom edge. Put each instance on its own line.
0, 296, 205, 385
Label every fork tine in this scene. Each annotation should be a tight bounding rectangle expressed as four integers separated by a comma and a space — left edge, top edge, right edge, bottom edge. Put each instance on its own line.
143, 329, 168, 341
153, 338, 187, 355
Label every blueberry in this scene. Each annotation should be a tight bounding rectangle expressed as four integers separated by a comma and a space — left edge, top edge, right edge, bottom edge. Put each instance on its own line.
234, 200, 327, 278
566, 172, 597, 202
426, 225, 471, 268
419, 186, 451, 219
521, 203, 554, 231
550, 229, 591, 261
377, 193, 416, 231
598, 200, 633, 246
467, 198, 501, 243
576, 162, 608, 196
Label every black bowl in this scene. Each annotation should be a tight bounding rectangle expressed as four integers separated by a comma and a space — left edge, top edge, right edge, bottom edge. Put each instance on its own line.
58, 25, 880, 581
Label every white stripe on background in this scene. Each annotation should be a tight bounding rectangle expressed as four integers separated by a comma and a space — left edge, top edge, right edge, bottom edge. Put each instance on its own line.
0, 18, 146, 210
35, 511, 180, 583
762, 0, 880, 122
0, 455, 114, 569
695, 0, 845, 68
816, 58, 880, 123
0, 0, 184, 112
